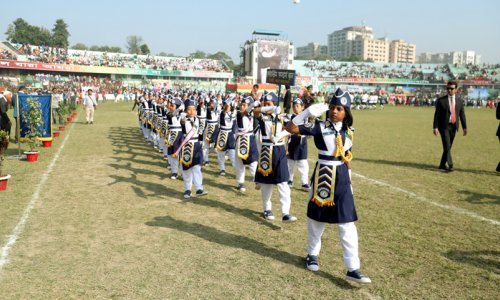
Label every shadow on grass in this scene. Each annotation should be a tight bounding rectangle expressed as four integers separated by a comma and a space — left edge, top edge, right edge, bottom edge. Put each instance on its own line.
356, 157, 498, 175
457, 190, 500, 205
145, 215, 354, 289
184, 196, 281, 231
445, 250, 500, 275
109, 162, 168, 180
108, 172, 179, 200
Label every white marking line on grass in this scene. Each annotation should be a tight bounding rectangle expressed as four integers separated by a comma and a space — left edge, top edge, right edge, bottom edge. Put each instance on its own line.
353, 172, 500, 226
0, 125, 73, 276
307, 159, 499, 226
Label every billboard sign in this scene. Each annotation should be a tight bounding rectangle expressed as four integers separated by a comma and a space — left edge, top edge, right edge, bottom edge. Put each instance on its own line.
257, 40, 289, 83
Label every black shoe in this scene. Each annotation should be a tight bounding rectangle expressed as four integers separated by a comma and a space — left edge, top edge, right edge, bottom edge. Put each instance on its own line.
183, 190, 191, 199
195, 189, 207, 197
263, 210, 275, 220
237, 183, 246, 192
346, 269, 371, 284
219, 170, 226, 176
287, 180, 293, 187
301, 184, 310, 191
306, 255, 319, 272
170, 174, 178, 180
448, 166, 454, 172
282, 214, 297, 222
203, 161, 210, 166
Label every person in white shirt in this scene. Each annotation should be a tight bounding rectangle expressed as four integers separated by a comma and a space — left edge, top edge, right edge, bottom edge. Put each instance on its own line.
83, 89, 97, 124
51, 88, 64, 124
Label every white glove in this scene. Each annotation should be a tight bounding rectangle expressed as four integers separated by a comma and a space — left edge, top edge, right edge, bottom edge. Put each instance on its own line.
273, 106, 281, 115
292, 103, 328, 126
271, 129, 290, 143
308, 103, 329, 117
260, 106, 274, 113
247, 100, 260, 113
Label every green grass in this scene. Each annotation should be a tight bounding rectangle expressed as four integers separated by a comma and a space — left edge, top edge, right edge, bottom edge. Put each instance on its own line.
0, 103, 498, 299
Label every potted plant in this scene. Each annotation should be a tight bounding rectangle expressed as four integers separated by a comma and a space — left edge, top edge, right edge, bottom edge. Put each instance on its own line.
0, 130, 11, 190
22, 96, 45, 162
57, 102, 68, 125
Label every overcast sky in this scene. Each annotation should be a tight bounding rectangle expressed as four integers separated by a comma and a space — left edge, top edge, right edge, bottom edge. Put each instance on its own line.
1, 0, 499, 63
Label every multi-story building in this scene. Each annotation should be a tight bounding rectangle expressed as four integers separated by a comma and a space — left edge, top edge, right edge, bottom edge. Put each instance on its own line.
389, 39, 416, 63
327, 26, 373, 59
417, 50, 481, 64
295, 42, 328, 59
350, 37, 389, 63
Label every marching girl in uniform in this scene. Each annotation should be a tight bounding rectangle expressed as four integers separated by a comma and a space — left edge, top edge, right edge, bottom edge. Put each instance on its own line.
160, 96, 170, 160
166, 97, 184, 180
213, 96, 237, 176
203, 96, 219, 166
147, 91, 155, 145
252, 92, 297, 222
152, 93, 162, 151
177, 99, 208, 199
197, 95, 208, 145
234, 96, 259, 192
139, 93, 149, 140
284, 88, 371, 284
286, 98, 310, 191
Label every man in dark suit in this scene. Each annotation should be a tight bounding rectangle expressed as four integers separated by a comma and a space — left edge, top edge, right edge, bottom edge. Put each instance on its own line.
433, 80, 467, 172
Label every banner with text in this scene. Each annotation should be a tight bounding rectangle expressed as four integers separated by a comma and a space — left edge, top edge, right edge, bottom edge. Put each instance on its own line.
0, 60, 232, 79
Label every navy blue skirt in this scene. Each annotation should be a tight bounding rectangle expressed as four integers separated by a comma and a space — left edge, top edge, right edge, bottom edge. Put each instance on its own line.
287, 136, 308, 160
182, 142, 203, 170
254, 145, 289, 184
307, 163, 358, 224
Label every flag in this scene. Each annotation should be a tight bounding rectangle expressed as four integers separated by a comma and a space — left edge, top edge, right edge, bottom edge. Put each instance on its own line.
19, 94, 53, 141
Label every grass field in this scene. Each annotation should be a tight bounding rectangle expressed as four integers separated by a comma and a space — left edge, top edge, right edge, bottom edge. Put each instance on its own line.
0, 102, 498, 299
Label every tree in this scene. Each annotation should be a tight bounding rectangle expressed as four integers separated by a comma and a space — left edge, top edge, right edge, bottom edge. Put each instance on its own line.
126, 35, 143, 54
207, 51, 236, 70
344, 54, 361, 62
89, 45, 100, 51
140, 44, 150, 55
5, 18, 51, 46
5, 18, 34, 44
315, 53, 334, 61
189, 50, 206, 59
51, 19, 69, 48
71, 43, 88, 50
30, 26, 51, 46
108, 47, 122, 53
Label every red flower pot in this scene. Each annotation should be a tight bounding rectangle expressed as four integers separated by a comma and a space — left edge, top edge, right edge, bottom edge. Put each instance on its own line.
53, 132, 60, 137
59, 126, 65, 131
0, 175, 11, 191
42, 140, 52, 148
67, 117, 72, 122
25, 151, 39, 162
